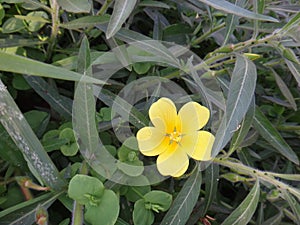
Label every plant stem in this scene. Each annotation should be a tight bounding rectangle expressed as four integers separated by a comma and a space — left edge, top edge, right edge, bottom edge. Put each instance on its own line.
191, 23, 226, 46
46, 0, 60, 62
97, 0, 113, 16
71, 161, 88, 225
213, 157, 300, 200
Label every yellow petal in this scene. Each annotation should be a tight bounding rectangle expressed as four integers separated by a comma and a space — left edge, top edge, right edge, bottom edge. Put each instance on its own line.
149, 98, 177, 133
178, 102, 210, 133
156, 144, 189, 177
180, 131, 215, 161
136, 127, 169, 156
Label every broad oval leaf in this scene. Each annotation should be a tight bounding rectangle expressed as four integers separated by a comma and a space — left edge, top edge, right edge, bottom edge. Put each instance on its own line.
160, 165, 202, 225
106, 0, 137, 39
253, 107, 299, 165
221, 180, 260, 225
197, 0, 278, 22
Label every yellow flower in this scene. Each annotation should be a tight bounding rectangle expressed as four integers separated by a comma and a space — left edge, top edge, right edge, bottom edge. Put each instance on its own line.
136, 98, 215, 177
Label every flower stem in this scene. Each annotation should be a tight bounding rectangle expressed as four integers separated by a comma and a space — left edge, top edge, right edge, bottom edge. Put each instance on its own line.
46, 0, 60, 62
71, 161, 89, 225
213, 157, 300, 200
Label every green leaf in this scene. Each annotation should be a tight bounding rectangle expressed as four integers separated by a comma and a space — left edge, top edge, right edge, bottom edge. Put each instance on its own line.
0, 192, 61, 224
2, 17, 25, 33
59, 128, 78, 156
281, 189, 300, 223
57, 0, 91, 13
229, 98, 255, 153
60, 15, 110, 30
200, 163, 219, 216
261, 211, 283, 225
195, 0, 278, 22
24, 76, 73, 120
68, 174, 105, 205
24, 110, 49, 137
223, 0, 246, 45
253, 107, 299, 165
133, 199, 154, 225
106, 0, 137, 38
0, 51, 105, 84
285, 59, 300, 87
12, 74, 31, 90
213, 55, 257, 156
161, 165, 202, 225
221, 180, 260, 225
0, 4, 5, 23
278, 12, 300, 35
139, 0, 170, 9
85, 189, 119, 225
0, 35, 43, 48
144, 190, 172, 212
25, 11, 48, 32
0, 80, 66, 190
270, 68, 297, 111
73, 37, 117, 179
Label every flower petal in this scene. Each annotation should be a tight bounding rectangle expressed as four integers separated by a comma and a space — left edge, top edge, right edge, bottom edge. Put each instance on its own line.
136, 127, 169, 156
149, 98, 177, 133
178, 102, 210, 133
156, 144, 189, 177
180, 131, 215, 161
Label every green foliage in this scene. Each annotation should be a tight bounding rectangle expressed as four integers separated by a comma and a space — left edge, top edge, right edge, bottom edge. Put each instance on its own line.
0, 0, 299, 225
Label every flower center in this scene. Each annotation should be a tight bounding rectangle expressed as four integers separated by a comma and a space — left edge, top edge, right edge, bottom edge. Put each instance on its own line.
167, 128, 182, 144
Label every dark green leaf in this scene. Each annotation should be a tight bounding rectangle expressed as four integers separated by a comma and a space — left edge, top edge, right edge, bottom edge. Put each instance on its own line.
221, 180, 260, 225
161, 165, 202, 225
253, 107, 299, 165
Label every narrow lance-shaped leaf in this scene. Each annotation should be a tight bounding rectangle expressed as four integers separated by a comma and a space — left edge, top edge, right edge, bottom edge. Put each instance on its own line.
212, 55, 257, 156
221, 179, 260, 225
106, 0, 137, 39
0, 192, 62, 225
57, 0, 91, 13
0, 51, 105, 84
73, 37, 117, 178
270, 68, 297, 111
200, 163, 219, 217
195, 0, 278, 22
25, 76, 73, 120
0, 80, 65, 190
223, 0, 246, 45
229, 97, 255, 153
281, 189, 300, 223
161, 165, 202, 225
253, 107, 299, 165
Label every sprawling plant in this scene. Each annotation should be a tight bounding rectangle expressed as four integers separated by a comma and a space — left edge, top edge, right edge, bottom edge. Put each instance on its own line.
0, 0, 299, 225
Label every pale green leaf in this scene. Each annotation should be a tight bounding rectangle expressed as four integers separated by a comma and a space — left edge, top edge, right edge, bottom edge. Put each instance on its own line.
161, 165, 202, 225
0, 80, 66, 190
0, 51, 105, 84
195, 0, 278, 22
212, 55, 257, 156
270, 68, 297, 111
281, 189, 300, 224
253, 107, 299, 165
73, 38, 117, 179
60, 15, 109, 30
57, 0, 91, 13
221, 180, 260, 225
223, 0, 246, 45
106, 0, 137, 38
